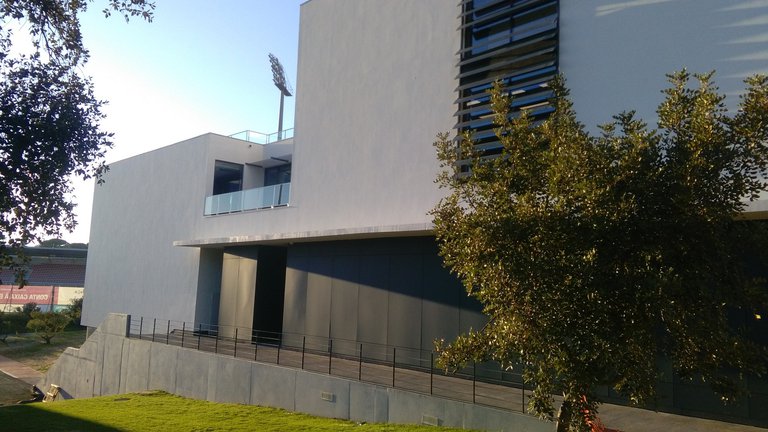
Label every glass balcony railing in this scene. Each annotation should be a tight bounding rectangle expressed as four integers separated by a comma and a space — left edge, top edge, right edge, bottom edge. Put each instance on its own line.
228, 128, 294, 145
204, 183, 290, 216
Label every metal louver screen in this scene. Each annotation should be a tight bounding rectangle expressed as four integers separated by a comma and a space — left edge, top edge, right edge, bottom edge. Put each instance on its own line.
456, 0, 559, 156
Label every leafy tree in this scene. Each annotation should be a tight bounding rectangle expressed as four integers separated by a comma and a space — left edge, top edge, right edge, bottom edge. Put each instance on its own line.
27, 310, 71, 344
66, 296, 83, 327
37, 239, 70, 248
0, 0, 153, 277
432, 72, 768, 431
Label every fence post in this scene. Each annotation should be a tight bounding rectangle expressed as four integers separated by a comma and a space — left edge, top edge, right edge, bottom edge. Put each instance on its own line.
276, 337, 281, 365
430, 352, 434, 395
328, 339, 333, 375
358, 343, 363, 381
521, 379, 525, 413
152, 318, 156, 342
181, 322, 185, 348
166, 320, 170, 345
214, 329, 219, 354
234, 328, 238, 358
254, 331, 258, 361
473, 361, 477, 403
197, 323, 202, 351
392, 347, 396, 387
301, 336, 306, 370
139, 317, 143, 339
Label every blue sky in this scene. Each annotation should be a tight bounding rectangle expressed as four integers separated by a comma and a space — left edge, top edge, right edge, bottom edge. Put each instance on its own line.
64, 0, 304, 243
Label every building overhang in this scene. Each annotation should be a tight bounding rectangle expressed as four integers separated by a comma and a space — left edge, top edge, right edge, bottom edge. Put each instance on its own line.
248, 154, 292, 168
173, 223, 435, 248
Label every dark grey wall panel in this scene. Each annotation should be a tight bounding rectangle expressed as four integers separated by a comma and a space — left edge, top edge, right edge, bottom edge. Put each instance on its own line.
460, 290, 487, 334
283, 257, 308, 340
357, 255, 389, 347
387, 254, 423, 353
236, 257, 258, 333
284, 237, 485, 360
421, 253, 461, 352
305, 255, 332, 338
195, 248, 223, 325
330, 255, 359, 355
253, 247, 287, 338
218, 254, 241, 335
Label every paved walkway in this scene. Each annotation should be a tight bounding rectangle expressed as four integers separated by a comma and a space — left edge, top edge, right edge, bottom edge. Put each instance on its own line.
599, 402, 767, 432
0, 354, 42, 386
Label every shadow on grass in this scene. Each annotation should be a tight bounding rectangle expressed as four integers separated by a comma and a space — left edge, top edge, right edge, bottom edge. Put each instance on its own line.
0, 404, 120, 432
0, 372, 31, 406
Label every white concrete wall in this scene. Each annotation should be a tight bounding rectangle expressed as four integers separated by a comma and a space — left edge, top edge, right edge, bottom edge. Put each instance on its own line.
288, 0, 459, 233
183, 0, 459, 245
560, 0, 768, 130
82, 134, 269, 327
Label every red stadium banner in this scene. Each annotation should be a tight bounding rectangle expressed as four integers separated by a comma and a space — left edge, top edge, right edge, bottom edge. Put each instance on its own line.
0, 285, 58, 305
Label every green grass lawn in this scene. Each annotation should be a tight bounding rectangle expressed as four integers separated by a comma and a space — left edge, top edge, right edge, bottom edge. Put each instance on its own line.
0, 329, 86, 372
0, 391, 473, 432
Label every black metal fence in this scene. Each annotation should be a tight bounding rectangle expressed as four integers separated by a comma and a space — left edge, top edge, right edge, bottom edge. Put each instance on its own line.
127, 316, 532, 413
125, 315, 768, 428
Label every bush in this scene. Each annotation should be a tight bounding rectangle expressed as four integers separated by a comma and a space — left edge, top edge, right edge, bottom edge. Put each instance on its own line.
26, 311, 71, 344
0, 311, 31, 335
16, 302, 39, 319
0, 312, 7, 342
65, 297, 83, 328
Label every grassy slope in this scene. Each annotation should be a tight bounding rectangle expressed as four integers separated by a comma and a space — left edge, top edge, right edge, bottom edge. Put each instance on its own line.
0, 329, 86, 372
0, 391, 473, 432
0, 333, 476, 430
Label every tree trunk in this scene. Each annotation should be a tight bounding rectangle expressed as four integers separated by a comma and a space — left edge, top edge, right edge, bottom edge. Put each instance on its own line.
556, 399, 574, 432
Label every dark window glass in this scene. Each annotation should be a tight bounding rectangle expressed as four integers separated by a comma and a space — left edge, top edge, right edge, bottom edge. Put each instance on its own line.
264, 164, 291, 187
212, 161, 243, 195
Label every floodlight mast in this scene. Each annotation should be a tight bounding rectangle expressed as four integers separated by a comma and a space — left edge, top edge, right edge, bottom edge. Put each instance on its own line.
269, 53, 293, 140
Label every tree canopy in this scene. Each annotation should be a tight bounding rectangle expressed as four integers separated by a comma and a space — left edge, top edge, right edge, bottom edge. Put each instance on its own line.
0, 0, 153, 271
432, 72, 768, 431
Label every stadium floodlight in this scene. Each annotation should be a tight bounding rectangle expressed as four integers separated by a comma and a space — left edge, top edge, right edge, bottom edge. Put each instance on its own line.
269, 53, 293, 140
269, 53, 293, 97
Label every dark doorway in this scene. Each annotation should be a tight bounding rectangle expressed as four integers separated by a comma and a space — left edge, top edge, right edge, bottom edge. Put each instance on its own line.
253, 246, 287, 344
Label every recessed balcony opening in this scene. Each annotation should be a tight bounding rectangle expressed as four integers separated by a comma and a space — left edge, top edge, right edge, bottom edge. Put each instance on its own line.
205, 161, 292, 216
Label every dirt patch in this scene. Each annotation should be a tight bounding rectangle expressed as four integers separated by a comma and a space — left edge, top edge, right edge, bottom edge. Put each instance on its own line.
0, 330, 86, 372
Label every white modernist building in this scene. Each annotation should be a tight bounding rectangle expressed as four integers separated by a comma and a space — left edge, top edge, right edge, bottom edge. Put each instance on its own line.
82, 0, 768, 424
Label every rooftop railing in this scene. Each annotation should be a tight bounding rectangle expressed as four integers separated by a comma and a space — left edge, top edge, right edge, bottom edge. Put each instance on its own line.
229, 128, 294, 145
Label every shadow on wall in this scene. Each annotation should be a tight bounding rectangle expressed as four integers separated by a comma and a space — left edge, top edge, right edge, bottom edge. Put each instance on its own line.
285, 236, 481, 308
561, 0, 768, 129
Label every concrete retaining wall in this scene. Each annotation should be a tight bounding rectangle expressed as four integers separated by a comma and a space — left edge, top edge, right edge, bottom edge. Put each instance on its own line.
40, 314, 552, 432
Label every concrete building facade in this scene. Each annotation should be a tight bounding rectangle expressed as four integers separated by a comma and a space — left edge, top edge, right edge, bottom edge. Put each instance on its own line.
82, 0, 768, 426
